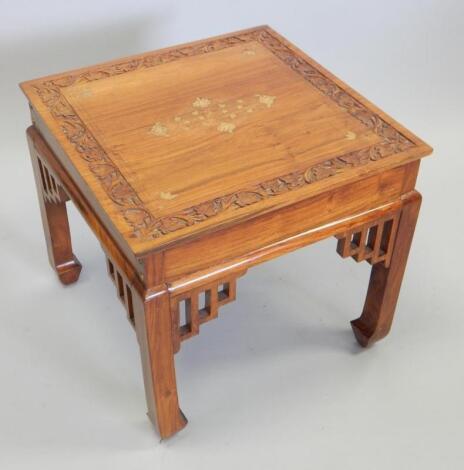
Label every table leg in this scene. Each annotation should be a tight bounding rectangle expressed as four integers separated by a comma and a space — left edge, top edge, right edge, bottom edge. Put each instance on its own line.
134, 289, 187, 439
351, 191, 422, 347
28, 139, 82, 285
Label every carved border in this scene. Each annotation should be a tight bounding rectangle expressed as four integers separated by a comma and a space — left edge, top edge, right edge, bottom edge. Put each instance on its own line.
33, 28, 414, 240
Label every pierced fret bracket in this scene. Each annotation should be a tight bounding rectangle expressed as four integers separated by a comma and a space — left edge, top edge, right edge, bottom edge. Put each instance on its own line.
335, 210, 400, 268
22, 21, 432, 440
36, 155, 69, 204
170, 275, 241, 353
106, 256, 135, 328
28, 131, 82, 285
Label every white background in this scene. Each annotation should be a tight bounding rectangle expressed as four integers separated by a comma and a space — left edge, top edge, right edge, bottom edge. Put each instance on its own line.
0, 1, 463, 468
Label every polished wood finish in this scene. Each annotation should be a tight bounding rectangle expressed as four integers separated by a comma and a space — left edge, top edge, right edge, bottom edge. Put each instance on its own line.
21, 26, 432, 440
336, 210, 400, 267
28, 137, 82, 284
20, 25, 431, 255
170, 271, 243, 353
163, 162, 414, 280
134, 288, 187, 438
351, 191, 422, 346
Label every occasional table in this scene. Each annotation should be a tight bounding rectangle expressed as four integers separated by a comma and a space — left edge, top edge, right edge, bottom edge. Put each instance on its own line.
20, 26, 432, 439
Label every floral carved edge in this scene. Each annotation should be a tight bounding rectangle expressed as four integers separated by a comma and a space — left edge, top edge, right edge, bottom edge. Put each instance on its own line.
33, 28, 415, 240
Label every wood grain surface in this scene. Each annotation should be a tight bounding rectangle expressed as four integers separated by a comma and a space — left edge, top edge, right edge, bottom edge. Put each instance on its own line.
20, 25, 432, 256
22, 27, 433, 440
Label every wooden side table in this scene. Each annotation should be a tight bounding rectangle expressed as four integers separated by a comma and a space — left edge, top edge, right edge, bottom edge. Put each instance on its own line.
20, 26, 432, 439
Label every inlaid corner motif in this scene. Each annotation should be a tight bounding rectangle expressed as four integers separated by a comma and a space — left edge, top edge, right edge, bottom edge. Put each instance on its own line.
149, 94, 276, 137
33, 28, 415, 240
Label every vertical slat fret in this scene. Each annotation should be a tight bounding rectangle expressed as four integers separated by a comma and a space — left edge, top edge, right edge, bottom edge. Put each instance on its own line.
336, 235, 351, 258
171, 299, 181, 353
106, 254, 138, 330
125, 284, 135, 326
357, 227, 368, 260
350, 231, 360, 256
336, 211, 400, 266
384, 217, 399, 268
228, 279, 237, 302
44, 165, 52, 195
371, 221, 384, 264
207, 287, 218, 319
187, 294, 199, 335
171, 274, 241, 351
37, 156, 66, 204
38, 159, 48, 193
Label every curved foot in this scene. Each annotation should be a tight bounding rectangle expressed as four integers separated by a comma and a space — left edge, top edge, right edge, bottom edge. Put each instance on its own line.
350, 192, 422, 348
56, 255, 82, 285
28, 130, 82, 288
351, 318, 388, 348
149, 408, 188, 440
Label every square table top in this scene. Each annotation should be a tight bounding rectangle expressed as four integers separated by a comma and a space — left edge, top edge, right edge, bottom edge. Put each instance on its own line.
21, 26, 432, 256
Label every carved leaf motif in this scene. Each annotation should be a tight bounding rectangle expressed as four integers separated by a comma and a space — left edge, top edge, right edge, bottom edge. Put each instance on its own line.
333, 91, 358, 110
377, 122, 400, 141
81, 146, 105, 162
261, 178, 289, 195
105, 60, 142, 75
143, 55, 164, 67
52, 76, 77, 87
304, 163, 337, 183
234, 191, 263, 207
52, 97, 75, 118
260, 174, 303, 195
89, 163, 116, 178
83, 70, 111, 81
347, 150, 371, 167
313, 78, 339, 97
33, 28, 415, 240
61, 120, 85, 141
280, 173, 305, 188
110, 183, 139, 206
76, 136, 100, 155
123, 208, 153, 227
160, 216, 191, 232
34, 84, 60, 105
351, 110, 375, 128
214, 195, 235, 213
167, 50, 188, 60
193, 200, 222, 218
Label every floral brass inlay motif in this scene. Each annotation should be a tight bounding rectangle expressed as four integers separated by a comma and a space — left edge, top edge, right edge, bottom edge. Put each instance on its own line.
192, 97, 211, 108
149, 94, 276, 137
159, 191, 177, 200
149, 122, 169, 137
345, 131, 357, 140
32, 28, 415, 241
217, 122, 236, 134
242, 49, 256, 56
256, 94, 276, 108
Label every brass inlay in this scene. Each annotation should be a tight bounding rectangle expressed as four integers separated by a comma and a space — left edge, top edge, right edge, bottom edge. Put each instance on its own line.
79, 88, 93, 98
256, 94, 276, 108
192, 97, 211, 108
217, 122, 236, 134
150, 122, 169, 137
149, 94, 276, 137
345, 131, 357, 140
242, 48, 256, 56
160, 191, 177, 200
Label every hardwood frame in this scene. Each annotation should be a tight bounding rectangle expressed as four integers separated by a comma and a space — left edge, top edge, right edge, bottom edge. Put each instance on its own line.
21, 26, 431, 255
27, 125, 423, 439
